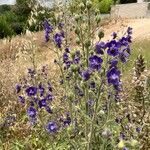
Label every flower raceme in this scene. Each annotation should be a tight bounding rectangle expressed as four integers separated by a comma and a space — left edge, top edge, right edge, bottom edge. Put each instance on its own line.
16, 67, 54, 125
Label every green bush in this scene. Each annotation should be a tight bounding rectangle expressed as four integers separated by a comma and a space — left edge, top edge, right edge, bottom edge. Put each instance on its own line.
93, 0, 113, 13
0, 5, 11, 14
0, 16, 14, 39
11, 22, 24, 35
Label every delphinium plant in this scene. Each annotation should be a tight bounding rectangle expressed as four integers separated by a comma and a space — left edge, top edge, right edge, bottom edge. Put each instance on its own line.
14, 0, 149, 149
41, 0, 136, 149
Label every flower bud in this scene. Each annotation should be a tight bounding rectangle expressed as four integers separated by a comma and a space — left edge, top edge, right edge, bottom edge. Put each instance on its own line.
98, 30, 104, 39
75, 14, 80, 22
76, 38, 80, 45
130, 139, 138, 147
95, 9, 100, 15
118, 140, 125, 149
96, 15, 101, 24
85, 40, 91, 48
79, 3, 85, 10
68, 92, 74, 100
86, 0, 92, 9
75, 27, 80, 35
70, 64, 78, 72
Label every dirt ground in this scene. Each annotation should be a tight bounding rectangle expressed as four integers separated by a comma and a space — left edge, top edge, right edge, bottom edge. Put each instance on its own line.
102, 18, 150, 41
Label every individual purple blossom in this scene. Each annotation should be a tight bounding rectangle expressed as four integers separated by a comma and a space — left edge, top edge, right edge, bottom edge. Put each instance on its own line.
81, 69, 91, 81
127, 27, 132, 35
27, 107, 37, 118
38, 99, 47, 108
112, 32, 117, 39
26, 86, 37, 97
39, 83, 45, 97
95, 42, 105, 54
63, 52, 69, 62
87, 99, 94, 106
107, 67, 120, 86
136, 127, 141, 133
63, 113, 71, 126
109, 59, 118, 67
28, 68, 36, 78
18, 96, 25, 104
16, 84, 21, 93
123, 147, 128, 150
89, 55, 103, 71
120, 132, 126, 140
58, 22, 64, 29
45, 106, 53, 113
46, 94, 53, 101
89, 81, 96, 89
65, 47, 70, 53
47, 121, 58, 133
54, 33, 63, 48
119, 50, 129, 63
119, 37, 129, 47
65, 60, 72, 69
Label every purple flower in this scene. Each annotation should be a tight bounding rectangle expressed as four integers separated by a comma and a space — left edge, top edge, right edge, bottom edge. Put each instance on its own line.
43, 19, 53, 42
38, 99, 47, 108
109, 59, 118, 66
63, 52, 69, 62
63, 114, 71, 126
119, 50, 129, 63
16, 84, 21, 93
28, 68, 36, 78
54, 33, 63, 48
107, 40, 120, 57
112, 32, 117, 39
95, 42, 105, 54
87, 99, 94, 106
120, 132, 126, 140
46, 94, 53, 101
107, 67, 120, 86
89, 55, 103, 71
45, 106, 53, 113
123, 147, 128, 150
18, 96, 25, 104
136, 127, 141, 133
89, 81, 96, 89
27, 107, 37, 118
82, 69, 91, 81
58, 22, 64, 29
26, 86, 37, 97
119, 37, 129, 46
65, 47, 70, 53
39, 83, 45, 97
47, 121, 58, 133
127, 27, 132, 35
65, 60, 72, 69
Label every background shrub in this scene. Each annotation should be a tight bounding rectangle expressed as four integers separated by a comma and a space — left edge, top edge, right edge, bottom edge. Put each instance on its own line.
0, 16, 14, 38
